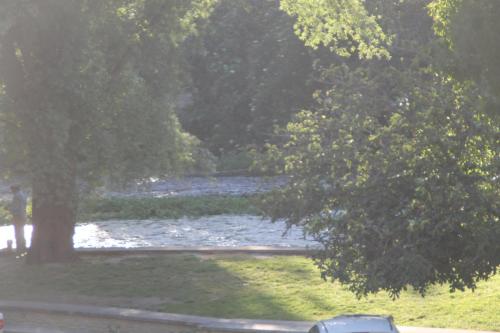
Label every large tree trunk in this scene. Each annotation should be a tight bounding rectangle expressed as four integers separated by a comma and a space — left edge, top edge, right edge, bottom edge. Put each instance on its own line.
27, 201, 76, 264
27, 172, 78, 264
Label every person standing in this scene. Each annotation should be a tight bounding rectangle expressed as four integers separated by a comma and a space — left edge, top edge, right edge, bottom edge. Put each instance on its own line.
10, 185, 27, 252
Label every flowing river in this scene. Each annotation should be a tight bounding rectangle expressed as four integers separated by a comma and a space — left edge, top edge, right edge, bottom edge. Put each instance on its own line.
0, 176, 318, 250
102, 176, 288, 197
0, 215, 316, 250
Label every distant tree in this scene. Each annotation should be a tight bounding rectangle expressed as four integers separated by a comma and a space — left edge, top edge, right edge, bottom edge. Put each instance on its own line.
180, 0, 316, 154
0, 0, 214, 263
262, 0, 499, 296
430, 0, 500, 108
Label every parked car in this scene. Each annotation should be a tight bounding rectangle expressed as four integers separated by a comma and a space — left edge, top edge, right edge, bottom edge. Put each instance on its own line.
0, 312, 4, 333
308, 314, 399, 333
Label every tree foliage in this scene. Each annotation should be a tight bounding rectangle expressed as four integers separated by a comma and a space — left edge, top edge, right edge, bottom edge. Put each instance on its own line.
261, 0, 499, 296
430, 0, 500, 100
280, 0, 391, 59
0, 0, 215, 262
180, 0, 316, 154
180, 0, 423, 155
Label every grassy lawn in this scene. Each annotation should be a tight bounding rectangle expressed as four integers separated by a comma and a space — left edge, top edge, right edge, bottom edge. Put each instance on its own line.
0, 254, 498, 331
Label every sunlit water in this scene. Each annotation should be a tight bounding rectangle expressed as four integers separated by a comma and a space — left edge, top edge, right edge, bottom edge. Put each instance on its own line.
0, 215, 316, 249
103, 176, 288, 198
1, 176, 287, 200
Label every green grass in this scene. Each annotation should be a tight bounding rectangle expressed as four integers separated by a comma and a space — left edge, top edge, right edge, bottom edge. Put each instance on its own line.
1, 195, 260, 224
78, 195, 260, 221
0, 255, 498, 331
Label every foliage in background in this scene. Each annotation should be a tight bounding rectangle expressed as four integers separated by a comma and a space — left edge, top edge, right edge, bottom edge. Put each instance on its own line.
260, 0, 499, 296
78, 195, 258, 221
0, 202, 10, 225
179, 0, 396, 156
215, 150, 255, 175
180, 0, 316, 154
0, 199, 32, 225
0, 195, 257, 223
430, 0, 500, 111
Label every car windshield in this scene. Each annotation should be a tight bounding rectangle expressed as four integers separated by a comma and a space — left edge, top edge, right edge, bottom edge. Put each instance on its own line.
309, 325, 321, 333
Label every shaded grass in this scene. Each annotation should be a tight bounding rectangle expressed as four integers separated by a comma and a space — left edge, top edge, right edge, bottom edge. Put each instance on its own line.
78, 195, 260, 221
0, 255, 498, 330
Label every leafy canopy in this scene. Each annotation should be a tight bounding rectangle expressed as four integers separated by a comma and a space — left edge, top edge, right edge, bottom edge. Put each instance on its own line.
0, 0, 216, 191
280, 0, 391, 59
261, 0, 499, 296
0, 0, 216, 262
181, 0, 315, 154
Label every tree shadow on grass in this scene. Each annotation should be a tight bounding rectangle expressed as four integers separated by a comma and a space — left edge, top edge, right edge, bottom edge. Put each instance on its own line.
0, 254, 305, 320
157, 255, 307, 320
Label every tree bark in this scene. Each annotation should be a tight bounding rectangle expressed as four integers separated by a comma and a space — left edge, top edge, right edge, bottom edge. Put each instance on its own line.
27, 203, 76, 264
27, 195, 77, 263
26, 174, 78, 264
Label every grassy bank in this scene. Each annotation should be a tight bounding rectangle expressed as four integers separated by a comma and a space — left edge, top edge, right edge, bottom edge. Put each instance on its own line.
0, 254, 498, 331
1, 195, 260, 224
78, 195, 260, 221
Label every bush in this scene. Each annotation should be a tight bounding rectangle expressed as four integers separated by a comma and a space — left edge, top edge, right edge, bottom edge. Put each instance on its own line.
78, 195, 261, 221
